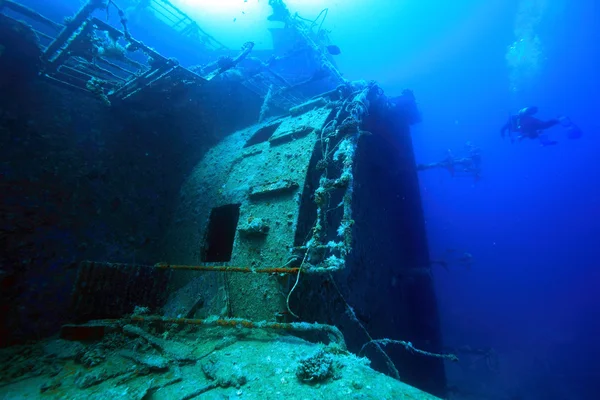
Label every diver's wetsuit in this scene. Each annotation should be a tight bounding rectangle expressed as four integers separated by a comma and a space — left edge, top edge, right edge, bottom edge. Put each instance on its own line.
501, 114, 560, 139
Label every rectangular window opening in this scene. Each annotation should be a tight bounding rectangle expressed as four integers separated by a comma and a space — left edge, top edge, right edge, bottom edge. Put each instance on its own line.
203, 204, 241, 262
243, 121, 282, 147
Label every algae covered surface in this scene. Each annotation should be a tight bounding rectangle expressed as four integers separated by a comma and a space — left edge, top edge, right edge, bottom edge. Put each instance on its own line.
0, 323, 440, 400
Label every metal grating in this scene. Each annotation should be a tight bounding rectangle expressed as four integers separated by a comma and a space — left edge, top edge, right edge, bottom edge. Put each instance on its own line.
70, 261, 172, 323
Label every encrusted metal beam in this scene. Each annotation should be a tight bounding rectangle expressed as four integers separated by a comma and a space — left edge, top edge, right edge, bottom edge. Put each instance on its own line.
127, 315, 346, 347
42, 0, 108, 64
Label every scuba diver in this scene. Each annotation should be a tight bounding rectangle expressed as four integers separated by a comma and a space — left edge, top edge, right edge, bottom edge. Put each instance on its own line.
501, 106, 581, 146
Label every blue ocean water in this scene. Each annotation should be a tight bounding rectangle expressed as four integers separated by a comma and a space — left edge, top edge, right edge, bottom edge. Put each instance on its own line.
4, 0, 599, 398
389, 1, 600, 398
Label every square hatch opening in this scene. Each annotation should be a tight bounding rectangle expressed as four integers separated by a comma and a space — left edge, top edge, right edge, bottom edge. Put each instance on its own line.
243, 121, 281, 147
203, 204, 241, 262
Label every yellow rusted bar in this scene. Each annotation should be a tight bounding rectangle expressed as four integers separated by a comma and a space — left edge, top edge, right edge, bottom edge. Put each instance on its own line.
153, 262, 300, 274
80, 260, 299, 275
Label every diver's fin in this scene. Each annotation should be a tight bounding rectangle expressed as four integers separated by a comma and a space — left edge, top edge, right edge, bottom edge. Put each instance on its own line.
559, 116, 583, 139
558, 116, 571, 127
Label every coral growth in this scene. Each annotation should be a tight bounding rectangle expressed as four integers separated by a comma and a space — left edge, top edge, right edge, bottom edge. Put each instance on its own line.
296, 348, 339, 383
